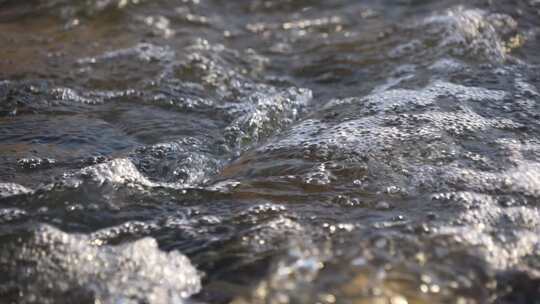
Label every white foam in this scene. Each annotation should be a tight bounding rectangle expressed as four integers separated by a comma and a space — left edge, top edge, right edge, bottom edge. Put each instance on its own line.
1, 224, 201, 303
0, 183, 32, 199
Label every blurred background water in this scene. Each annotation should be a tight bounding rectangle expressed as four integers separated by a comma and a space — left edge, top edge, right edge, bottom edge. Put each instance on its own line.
1, 0, 540, 303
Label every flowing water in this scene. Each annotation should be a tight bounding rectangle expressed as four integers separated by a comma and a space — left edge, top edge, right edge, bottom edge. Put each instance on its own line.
1, 0, 540, 303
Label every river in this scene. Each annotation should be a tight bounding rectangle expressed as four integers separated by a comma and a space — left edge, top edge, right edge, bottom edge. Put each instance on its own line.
1, 0, 540, 303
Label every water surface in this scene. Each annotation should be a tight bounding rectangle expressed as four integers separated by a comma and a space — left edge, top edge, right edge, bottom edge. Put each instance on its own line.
1, 0, 540, 303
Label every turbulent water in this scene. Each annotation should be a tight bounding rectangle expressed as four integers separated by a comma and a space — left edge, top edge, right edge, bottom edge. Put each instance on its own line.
1, 0, 540, 303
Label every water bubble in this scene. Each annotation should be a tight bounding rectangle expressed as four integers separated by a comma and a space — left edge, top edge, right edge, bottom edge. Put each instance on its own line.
375, 201, 391, 210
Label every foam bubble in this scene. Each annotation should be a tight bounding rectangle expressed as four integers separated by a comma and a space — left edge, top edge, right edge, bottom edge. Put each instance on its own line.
0, 183, 32, 199
0, 224, 201, 303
